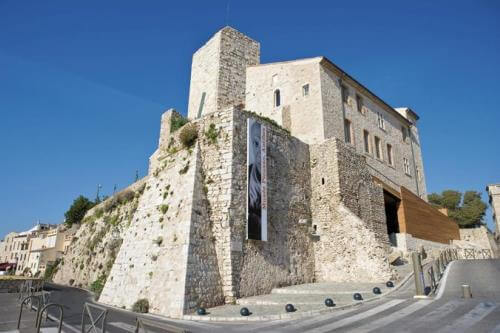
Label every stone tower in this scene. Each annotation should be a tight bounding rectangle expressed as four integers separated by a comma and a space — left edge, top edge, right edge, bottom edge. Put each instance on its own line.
187, 26, 260, 119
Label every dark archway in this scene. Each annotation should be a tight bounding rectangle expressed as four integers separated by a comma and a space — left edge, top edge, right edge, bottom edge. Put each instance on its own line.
383, 190, 400, 246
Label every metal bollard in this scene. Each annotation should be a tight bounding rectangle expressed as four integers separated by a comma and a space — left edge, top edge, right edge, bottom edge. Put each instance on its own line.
412, 252, 425, 296
432, 261, 440, 282
440, 252, 445, 268
462, 285, 472, 299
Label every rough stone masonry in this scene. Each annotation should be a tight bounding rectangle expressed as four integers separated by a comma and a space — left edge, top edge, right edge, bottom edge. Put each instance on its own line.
55, 26, 442, 318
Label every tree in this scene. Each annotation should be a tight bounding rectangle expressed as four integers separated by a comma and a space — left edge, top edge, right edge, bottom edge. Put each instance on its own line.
64, 195, 95, 227
428, 189, 487, 228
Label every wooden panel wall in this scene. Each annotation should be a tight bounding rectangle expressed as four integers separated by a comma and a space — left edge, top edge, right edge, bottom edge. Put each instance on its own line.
398, 186, 460, 244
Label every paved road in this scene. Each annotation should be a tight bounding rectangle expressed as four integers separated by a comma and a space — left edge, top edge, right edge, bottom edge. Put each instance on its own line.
2, 259, 500, 332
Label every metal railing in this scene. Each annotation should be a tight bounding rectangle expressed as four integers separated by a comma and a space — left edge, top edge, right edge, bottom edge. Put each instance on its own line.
17, 295, 41, 329
36, 303, 64, 333
81, 302, 108, 333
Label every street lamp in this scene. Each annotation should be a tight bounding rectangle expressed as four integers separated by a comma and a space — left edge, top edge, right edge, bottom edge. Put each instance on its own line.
96, 184, 102, 203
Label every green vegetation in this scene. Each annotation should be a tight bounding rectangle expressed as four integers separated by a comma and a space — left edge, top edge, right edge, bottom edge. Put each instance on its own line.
103, 189, 136, 213
179, 123, 198, 148
159, 204, 169, 214
153, 236, 163, 246
242, 110, 291, 135
90, 274, 107, 298
179, 161, 190, 175
43, 259, 61, 281
64, 196, 96, 227
170, 116, 188, 133
132, 299, 149, 313
204, 123, 219, 145
428, 190, 488, 228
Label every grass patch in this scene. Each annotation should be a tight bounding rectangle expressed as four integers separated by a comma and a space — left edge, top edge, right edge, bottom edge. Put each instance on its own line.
204, 123, 219, 145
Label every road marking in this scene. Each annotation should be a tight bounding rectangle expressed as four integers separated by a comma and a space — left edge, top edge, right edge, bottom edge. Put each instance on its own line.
255, 306, 361, 332
109, 321, 136, 332
353, 300, 433, 332
491, 321, 500, 333
300, 299, 406, 333
436, 302, 497, 333
435, 261, 456, 300
401, 299, 464, 332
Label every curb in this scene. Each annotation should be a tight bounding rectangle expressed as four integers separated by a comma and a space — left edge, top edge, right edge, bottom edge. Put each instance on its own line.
181, 269, 416, 322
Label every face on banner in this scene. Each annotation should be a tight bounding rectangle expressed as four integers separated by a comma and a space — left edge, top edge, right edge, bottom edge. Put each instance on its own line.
247, 118, 267, 241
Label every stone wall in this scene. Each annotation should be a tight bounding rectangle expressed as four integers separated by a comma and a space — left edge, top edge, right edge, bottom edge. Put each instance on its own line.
187, 27, 259, 120
459, 226, 498, 255
53, 177, 148, 289
310, 138, 393, 282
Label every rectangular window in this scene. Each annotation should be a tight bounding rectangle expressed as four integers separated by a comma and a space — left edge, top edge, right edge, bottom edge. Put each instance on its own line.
402, 126, 408, 142
387, 144, 393, 166
356, 94, 363, 113
403, 158, 411, 175
341, 85, 348, 103
377, 112, 385, 130
363, 130, 370, 154
374, 136, 381, 159
302, 84, 309, 96
344, 119, 352, 144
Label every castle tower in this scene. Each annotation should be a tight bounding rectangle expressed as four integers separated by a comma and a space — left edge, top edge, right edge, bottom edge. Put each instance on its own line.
187, 26, 260, 119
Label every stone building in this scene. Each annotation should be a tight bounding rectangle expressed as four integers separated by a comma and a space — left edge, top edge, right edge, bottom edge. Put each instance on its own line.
486, 184, 500, 238
57, 26, 461, 318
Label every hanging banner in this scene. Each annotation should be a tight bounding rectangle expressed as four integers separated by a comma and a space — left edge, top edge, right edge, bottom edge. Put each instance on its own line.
247, 118, 268, 241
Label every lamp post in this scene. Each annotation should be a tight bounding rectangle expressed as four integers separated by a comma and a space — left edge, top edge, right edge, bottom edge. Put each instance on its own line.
96, 184, 102, 203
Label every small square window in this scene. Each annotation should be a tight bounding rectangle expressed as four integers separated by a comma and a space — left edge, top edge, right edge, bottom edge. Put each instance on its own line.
377, 112, 385, 130
403, 157, 411, 175
302, 84, 309, 97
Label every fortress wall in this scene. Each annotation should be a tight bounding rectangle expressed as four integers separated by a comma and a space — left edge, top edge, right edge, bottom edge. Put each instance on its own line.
310, 138, 393, 282
230, 110, 316, 298
53, 177, 148, 289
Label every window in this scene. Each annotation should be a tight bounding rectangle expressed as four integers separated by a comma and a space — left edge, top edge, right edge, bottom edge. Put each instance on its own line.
274, 89, 281, 107
387, 144, 393, 166
197, 92, 206, 119
402, 126, 408, 142
341, 84, 348, 103
374, 136, 381, 159
302, 84, 309, 96
344, 119, 352, 144
403, 158, 411, 175
363, 130, 371, 154
377, 112, 385, 130
356, 94, 363, 113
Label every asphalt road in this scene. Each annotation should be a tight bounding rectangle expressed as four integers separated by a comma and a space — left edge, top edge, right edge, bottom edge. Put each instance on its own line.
2, 259, 500, 332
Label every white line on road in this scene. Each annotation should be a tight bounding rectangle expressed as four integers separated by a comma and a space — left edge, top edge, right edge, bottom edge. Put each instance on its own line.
352, 300, 433, 333
400, 299, 464, 332
302, 299, 406, 333
436, 302, 497, 333
109, 321, 136, 332
435, 261, 456, 300
256, 305, 362, 332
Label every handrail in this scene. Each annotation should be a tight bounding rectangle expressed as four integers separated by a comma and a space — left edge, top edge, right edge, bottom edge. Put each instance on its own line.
36, 303, 64, 333
17, 295, 41, 329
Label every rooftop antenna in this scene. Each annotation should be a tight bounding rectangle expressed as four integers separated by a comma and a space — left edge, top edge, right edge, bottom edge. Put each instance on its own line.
225, 0, 231, 26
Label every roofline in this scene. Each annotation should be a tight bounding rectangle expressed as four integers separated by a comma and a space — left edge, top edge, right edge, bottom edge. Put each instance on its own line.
319, 57, 415, 126
246, 56, 322, 68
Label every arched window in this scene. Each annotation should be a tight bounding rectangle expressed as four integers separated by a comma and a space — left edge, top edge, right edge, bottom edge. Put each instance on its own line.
274, 89, 281, 107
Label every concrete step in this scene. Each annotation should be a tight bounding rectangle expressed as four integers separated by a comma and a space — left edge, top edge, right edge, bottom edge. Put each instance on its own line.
236, 292, 379, 306
270, 282, 389, 295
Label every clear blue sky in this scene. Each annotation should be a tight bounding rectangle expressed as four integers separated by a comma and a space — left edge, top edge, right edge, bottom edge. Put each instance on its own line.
1, 1, 499, 239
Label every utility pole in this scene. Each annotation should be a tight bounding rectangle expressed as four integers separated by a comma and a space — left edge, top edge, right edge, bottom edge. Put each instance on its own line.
135, 170, 139, 182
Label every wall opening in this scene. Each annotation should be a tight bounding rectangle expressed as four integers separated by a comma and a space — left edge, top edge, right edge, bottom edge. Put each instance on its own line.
383, 190, 400, 246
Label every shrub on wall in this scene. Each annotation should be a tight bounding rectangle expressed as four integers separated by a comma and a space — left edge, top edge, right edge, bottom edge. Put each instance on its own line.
64, 196, 96, 227
90, 274, 107, 298
170, 116, 188, 133
43, 259, 61, 281
132, 299, 149, 313
179, 123, 198, 148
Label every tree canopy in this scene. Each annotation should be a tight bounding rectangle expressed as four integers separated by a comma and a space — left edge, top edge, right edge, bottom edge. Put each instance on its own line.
428, 190, 487, 228
64, 195, 96, 227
